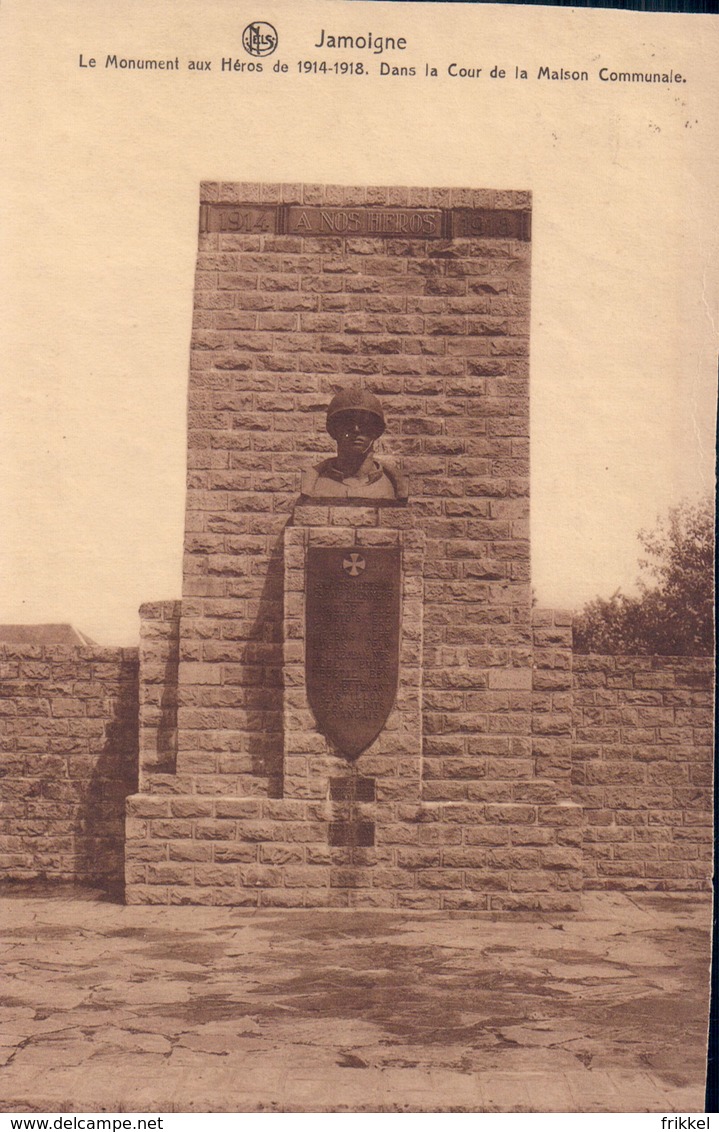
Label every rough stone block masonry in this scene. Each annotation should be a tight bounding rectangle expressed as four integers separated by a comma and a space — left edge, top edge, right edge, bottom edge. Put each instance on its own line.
124, 181, 578, 910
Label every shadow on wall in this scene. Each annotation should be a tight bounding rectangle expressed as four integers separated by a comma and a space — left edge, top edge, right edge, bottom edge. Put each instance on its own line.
155, 626, 180, 775
244, 532, 285, 798
75, 658, 139, 901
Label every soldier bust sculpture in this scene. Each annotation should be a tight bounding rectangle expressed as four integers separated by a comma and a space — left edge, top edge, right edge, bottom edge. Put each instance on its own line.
300, 386, 407, 501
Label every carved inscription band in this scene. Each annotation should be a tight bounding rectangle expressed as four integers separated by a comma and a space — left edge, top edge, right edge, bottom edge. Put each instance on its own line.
200, 203, 531, 241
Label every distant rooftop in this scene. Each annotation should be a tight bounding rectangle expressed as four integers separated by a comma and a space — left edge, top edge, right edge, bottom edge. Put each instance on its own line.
0, 624, 98, 646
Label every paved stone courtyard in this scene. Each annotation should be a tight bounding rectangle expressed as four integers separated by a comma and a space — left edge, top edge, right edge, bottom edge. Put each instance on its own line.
0, 889, 710, 1113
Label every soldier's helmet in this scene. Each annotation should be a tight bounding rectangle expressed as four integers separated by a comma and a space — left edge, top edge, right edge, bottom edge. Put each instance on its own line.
325, 386, 386, 439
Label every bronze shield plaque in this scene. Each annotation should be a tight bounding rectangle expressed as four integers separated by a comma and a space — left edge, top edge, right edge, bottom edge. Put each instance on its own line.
305, 547, 401, 758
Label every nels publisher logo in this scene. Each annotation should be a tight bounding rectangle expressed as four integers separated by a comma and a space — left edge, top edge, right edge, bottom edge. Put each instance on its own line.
242, 21, 278, 57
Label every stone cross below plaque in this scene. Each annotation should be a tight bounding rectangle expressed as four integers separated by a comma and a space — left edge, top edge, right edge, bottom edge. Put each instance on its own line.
305, 547, 401, 758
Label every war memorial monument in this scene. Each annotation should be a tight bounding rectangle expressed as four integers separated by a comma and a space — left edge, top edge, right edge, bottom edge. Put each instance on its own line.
0, 184, 712, 912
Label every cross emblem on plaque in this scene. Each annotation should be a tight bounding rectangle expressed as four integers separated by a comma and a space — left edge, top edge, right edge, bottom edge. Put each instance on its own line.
342, 553, 366, 577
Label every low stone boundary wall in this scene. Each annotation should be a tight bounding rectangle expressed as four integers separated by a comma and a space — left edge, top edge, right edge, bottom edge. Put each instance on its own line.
0, 644, 138, 888
572, 654, 713, 891
0, 633, 713, 900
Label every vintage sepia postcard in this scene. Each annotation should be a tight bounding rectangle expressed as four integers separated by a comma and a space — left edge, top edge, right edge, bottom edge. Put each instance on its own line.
0, 0, 716, 1117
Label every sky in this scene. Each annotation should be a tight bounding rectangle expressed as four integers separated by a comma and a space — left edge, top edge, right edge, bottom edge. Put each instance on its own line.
1, 0, 717, 645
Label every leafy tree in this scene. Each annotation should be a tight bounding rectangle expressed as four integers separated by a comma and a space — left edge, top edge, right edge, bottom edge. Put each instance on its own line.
573, 496, 715, 655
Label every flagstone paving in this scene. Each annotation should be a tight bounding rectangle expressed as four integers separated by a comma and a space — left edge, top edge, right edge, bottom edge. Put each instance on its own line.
0, 889, 711, 1112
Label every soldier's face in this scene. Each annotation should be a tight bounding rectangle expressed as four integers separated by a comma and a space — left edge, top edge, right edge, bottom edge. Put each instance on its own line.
332, 412, 381, 459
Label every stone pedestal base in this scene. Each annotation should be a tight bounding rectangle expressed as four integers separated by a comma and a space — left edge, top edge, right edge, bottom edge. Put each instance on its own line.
125, 790, 582, 910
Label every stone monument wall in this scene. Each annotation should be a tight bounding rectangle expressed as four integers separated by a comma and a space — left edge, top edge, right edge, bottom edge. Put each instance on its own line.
176, 182, 534, 802
125, 182, 588, 910
138, 601, 181, 788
